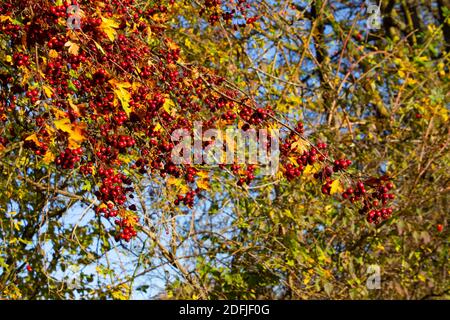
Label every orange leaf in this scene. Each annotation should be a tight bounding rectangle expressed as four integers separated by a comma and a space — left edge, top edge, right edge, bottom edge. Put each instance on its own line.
54, 118, 86, 149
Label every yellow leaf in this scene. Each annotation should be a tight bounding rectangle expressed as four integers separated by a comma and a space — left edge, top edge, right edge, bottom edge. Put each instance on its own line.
162, 96, 176, 115
42, 85, 54, 98
64, 41, 80, 55
153, 122, 162, 132
109, 80, 132, 115
42, 151, 55, 164
146, 26, 152, 43
54, 118, 86, 149
25, 134, 40, 146
167, 177, 189, 194
93, 40, 106, 55
291, 139, 308, 153
165, 39, 179, 56
197, 171, 209, 179
100, 16, 120, 42
197, 179, 210, 191
48, 49, 59, 59
303, 163, 320, 176
288, 156, 298, 166
20, 66, 31, 86
329, 179, 343, 195
0, 15, 13, 22
51, 107, 67, 119
303, 273, 311, 285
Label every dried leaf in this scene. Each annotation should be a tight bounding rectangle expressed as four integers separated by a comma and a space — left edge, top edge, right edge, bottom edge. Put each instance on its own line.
100, 16, 120, 42
64, 41, 80, 55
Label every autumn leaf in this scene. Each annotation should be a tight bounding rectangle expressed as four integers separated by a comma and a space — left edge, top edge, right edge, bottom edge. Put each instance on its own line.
329, 179, 344, 195
197, 171, 209, 179
54, 118, 86, 149
91, 40, 105, 56
109, 80, 132, 115
303, 163, 320, 176
196, 171, 211, 191
152, 123, 161, 133
48, 49, 59, 59
42, 150, 55, 164
167, 177, 189, 194
0, 15, 13, 23
197, 179, 210, 191
100, 16, 120, 42
42, 85, 54, 98
25, 134, 41, 146
51, 107, 67, 119
64, 41, 80, 55
291, 139, 308, 153
162, 96, 176, 115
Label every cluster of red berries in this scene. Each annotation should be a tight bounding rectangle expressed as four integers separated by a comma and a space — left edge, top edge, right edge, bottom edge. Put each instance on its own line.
200, 0, 253, 26
13, 53, 30, 67
222, 110, 238, 121
333, 158, 353, 171
55, 148, 83, 169
47, 36, 66, 50
239, 107, 270, 125
284, 163, 303, 180
113, 111, 128, 125
96, 146, 119, 163
107, 135, 136, 152
185, 167, 198, 183
349, 180, 395, 224
92, 69, 109, 85
95, 168, 132, 206
114, 216, 138, 242
0, 0, 400, 243
49, 4, 69, 19
237, 164, 256, 186
24, 140, 48, 156
174, 190, 199, 207
80, 162, 93, 176
96, 204, 119, 219
366, 207, 394, 224
25, 89, 40, 104
342, 181, 367, 201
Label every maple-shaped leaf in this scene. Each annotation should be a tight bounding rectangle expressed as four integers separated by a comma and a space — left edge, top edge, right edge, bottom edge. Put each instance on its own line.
167, 177, 189, 194
109, 80, 132, 115
329, 179, 343, 195
48, 49, 59, 59
291, 138, 308, 153
54, 118, 86, 149
197, 179, 210, 191
100, 16, 120, 42
42, 151, 55, 164
64, 41, 80, 55
162, 96, 176, 115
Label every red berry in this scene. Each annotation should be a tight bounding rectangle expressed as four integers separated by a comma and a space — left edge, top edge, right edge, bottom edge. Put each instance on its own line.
437, 224, 443, 232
